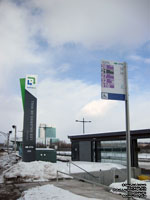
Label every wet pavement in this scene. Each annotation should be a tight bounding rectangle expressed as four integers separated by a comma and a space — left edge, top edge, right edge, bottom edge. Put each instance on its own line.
54, 179, 124, 200
0, 151, 124, 200
0, 183, 21, 200
0, 179, 124, 200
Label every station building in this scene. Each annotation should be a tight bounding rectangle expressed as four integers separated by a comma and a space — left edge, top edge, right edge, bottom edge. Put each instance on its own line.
68, 129, 150, 167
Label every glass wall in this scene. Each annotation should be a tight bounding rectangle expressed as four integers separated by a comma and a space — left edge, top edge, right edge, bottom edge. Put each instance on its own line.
96, 140, 127, 165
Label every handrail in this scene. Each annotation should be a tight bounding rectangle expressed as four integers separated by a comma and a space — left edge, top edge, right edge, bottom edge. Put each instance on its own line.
68, 161, 99, 179
56, 170, 110, 191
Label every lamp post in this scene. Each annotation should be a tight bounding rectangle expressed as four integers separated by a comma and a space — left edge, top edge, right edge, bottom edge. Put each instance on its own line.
12, 125, 17, 153
7, 131, 12, 154
75, 118, 92, 134
0, 131, 12, 154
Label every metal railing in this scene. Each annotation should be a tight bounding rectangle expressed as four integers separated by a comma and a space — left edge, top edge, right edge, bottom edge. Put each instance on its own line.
56, 170, 110, 191
68, 161, 99, 179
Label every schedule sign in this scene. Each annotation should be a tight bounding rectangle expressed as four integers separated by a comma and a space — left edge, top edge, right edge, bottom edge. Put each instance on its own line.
101, 60, 126, 101
101, 60, 132, 192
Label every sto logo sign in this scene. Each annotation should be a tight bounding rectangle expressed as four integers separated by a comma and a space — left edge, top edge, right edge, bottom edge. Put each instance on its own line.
27, 77, 36, 88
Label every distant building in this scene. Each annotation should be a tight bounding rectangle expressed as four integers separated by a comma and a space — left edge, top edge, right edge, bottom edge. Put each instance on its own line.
38, 124, 59, 146
10, 124, 59, 154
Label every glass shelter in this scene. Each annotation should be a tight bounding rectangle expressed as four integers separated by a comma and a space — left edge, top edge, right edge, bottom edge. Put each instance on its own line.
69, 129, 150, 167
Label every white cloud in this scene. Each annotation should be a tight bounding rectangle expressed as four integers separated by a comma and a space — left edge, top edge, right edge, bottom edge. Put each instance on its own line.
129, 55, 150, 64
0, 1, 39, 64
0, 77, 150, 142
31, 0, 150, 49
0, 0, 43, 89
0, 94, 23, 142
37, 78, 150, 139
38, 78, 100, 139
80, 100, 117, 117
130, 93, 150, 130
0, 0, 149, 90
0, 0, 150, 143
58, 63, 71, 73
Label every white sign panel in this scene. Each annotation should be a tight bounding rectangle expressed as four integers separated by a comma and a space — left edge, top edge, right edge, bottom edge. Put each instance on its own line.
25, 75, 37, 97
101, 60, 126, 101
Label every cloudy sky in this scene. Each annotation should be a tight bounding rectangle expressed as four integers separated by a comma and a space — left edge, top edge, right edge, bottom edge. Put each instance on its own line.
0, 0, 150, 142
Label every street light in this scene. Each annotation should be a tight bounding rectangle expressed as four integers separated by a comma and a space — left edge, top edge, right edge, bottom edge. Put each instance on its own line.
7, 131, 12, 154
12, 125, 17, 153
0, 131, 12, 153
75, 118, 92, 134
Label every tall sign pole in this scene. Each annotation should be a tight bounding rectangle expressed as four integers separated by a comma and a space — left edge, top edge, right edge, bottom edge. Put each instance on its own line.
101, 60, 131, 199
20, 75, 37, 162
124, 63, 131, 187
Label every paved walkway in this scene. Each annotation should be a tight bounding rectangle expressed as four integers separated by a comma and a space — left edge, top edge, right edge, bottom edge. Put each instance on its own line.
54, 179, 124, 200
0, 179, 124, 200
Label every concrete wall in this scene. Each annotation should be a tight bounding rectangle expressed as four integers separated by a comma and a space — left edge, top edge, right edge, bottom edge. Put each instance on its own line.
72, 167, 141, 186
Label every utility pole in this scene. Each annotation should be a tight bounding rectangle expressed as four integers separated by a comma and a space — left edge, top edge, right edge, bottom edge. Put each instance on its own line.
0, 131, 12, 154
75, 118, 92, 134
12, 125, 17, 153
7, 131, 12, 154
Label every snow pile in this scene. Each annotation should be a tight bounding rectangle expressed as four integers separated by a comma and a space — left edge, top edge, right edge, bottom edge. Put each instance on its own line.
57, 151, 71, 156
67, 161, 125, 173
57, 155, 71, 162
138, 153, 150, 159
4, 161, 67, 182
110, 178, 150, 199
3, 160, 125, 183
0, 152, 19, 170
18, 184, 101, 200
57, 151, 71, 162
0, 152, 20, 183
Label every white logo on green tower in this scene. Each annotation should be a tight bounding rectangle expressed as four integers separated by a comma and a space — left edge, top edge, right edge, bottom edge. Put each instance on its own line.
26, 76, 37, 89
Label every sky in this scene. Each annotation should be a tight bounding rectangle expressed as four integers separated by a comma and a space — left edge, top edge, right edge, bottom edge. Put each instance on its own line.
0, 0, 150, 142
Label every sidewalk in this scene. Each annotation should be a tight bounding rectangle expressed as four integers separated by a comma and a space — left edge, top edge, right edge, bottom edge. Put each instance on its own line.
54, 179, 124, 200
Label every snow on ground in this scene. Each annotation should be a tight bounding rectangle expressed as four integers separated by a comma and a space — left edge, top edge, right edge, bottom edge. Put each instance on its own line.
138, 153, 150, 159
3, 160, 125, 182
57, 151, 71, 156
139, 162, 150, 170
18, 184, 102, 200
0, 152, 20, 183
57, 155, 71, 162
110, 178, 150, 199
0, 152, 19, 169
4, 161, 65, 182
67, 161, 125, 173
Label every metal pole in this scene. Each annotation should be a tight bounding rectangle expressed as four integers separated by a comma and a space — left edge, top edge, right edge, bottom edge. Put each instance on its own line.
7, 134, 9, 154
45, 125, 46, 148
83, 118, 85, 134
124, 62, 131, 199
12, 125, 17, 154
57, 171, 58, 183
15, 126, 17, 154
75, 118, 91, 134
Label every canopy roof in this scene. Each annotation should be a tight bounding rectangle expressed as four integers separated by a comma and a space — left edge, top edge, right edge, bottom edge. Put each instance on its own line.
68, 129, 150, 141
